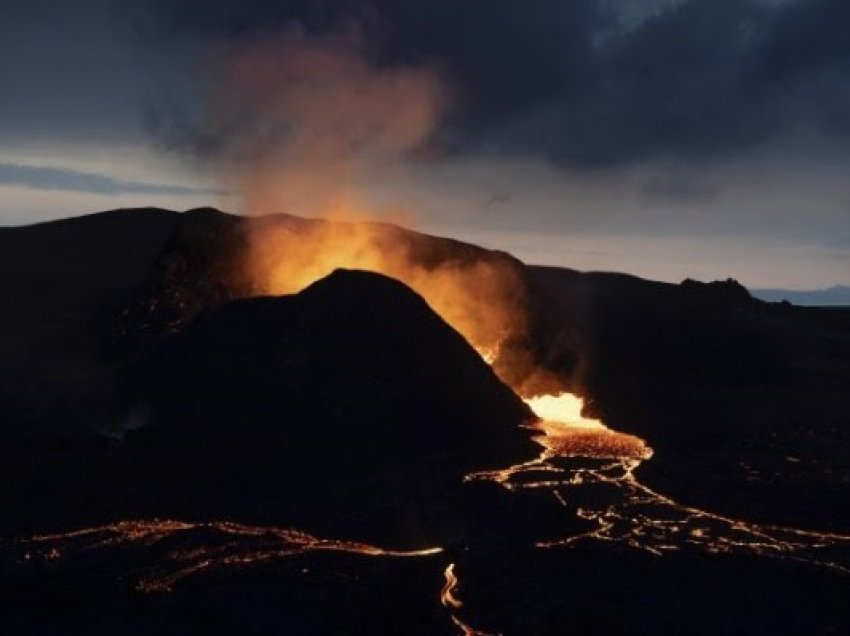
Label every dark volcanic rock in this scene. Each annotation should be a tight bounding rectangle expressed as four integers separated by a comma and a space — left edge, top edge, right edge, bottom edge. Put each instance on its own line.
0, 207, 527, 437
525, 266, 850, 530
0, 207, 249, 438
116, 269, 535, 544
132, 269, 531, 450
0, 208, 178, 437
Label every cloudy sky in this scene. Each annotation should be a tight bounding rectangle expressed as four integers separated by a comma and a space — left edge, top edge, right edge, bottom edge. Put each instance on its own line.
1, 0, 848, 288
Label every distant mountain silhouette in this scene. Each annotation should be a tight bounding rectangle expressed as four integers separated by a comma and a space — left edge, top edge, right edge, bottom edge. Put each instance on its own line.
751, 285, 850, 306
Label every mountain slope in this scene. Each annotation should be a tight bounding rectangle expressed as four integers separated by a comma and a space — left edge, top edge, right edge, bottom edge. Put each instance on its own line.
119, 269, 535, 541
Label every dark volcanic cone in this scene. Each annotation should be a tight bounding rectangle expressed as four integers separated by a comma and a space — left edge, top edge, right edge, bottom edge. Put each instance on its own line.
118, 269, 536, 545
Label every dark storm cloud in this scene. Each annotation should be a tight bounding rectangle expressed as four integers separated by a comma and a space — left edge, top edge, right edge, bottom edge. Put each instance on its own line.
0, 163, 220, 196
3, 0, 849, 166
130, 0, 850, 166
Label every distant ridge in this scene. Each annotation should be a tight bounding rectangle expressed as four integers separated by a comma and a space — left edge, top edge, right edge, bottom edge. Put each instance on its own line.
751, 285, 850, 306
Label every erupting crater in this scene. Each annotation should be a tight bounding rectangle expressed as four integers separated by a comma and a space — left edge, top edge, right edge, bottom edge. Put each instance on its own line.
519, 391, 652, 461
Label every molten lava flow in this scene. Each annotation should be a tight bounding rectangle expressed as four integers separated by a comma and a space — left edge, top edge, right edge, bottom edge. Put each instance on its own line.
468, 388, 850, 574
441, 563, 463, 609
20, 519, 443, 594
441, 563, 495, 636
519, 389, 651, 461
522, 392, 603, 429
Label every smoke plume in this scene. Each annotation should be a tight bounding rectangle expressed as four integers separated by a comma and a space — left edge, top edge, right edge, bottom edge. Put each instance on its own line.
209, 21, 445, 217
204, 21, 563, 397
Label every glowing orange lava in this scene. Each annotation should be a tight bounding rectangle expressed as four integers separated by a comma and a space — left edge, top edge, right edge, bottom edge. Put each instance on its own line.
441, 563, 464, 609
21, 519, 443, 593
522, 392, 603, 429
441, 562, 495, 636
247, 216, 529, 363
517, 388, 652, 462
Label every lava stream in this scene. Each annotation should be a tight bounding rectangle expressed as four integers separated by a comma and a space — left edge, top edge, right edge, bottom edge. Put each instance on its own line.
441, 562, 498, 636
19, 519, 443, 593
471, 390, 850, 575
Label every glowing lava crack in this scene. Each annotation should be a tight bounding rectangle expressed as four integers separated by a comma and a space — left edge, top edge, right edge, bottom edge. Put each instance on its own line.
18, 520, 443, 594
12, 378, 850, 636
469, 391, 850, 575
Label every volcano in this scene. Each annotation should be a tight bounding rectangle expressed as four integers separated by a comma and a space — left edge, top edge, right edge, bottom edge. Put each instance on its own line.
118, 269, 536, 542
2, 208, 850, 635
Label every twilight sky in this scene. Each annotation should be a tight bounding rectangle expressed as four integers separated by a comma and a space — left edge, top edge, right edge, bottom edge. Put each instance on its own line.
1, 0, 848, 288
